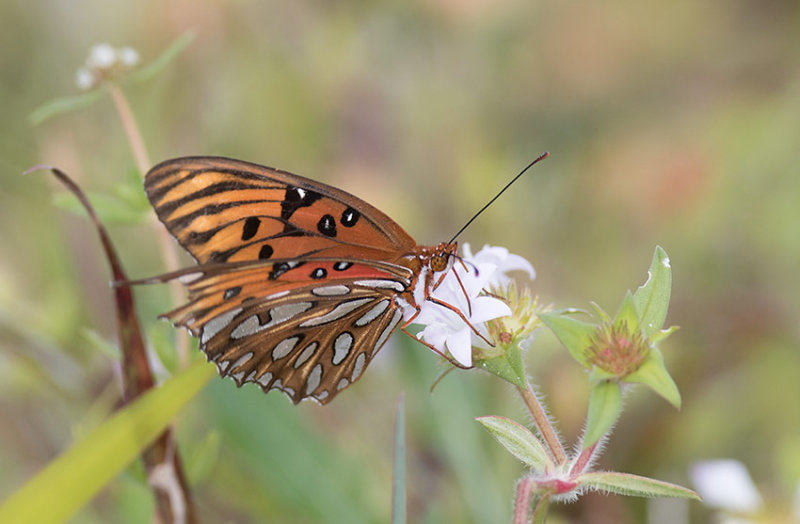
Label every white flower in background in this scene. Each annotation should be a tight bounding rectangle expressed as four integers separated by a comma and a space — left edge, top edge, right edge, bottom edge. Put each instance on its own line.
117, 46, 140, 67
75, 67, 96, 91
411, 244, 535, 367
86, 43, 117, 69
74, 43, 140, 90
690, 459, 763, 519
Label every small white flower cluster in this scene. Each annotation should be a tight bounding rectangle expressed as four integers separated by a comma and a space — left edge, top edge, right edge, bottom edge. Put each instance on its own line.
75, 43, 140, 90
412, 244, 535, 367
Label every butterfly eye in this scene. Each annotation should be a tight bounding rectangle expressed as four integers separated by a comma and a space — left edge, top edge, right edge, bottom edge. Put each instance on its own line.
430, 254, 448, 272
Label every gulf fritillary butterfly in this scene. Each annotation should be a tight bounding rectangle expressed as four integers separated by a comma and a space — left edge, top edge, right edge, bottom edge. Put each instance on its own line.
144, 154, 547, 404
144, 156, 465, 404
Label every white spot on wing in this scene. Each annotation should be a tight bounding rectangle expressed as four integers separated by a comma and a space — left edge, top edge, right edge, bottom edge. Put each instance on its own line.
306, 364, 322, 394
299, 297, 372, 327
317, 390, 329, 401
177, 272, 203, 284
294, 342, 319, 368
231, 370, 245, 383
311, 285, 351, 296
351, 352, 367, 381
230, 352, 254, 370
273, 336, 301, 360
266, 290, 290, 300
355, 300, 390, 326
336, 378, 349, 391
332, 332, 354, 365
374, 310, 402, 354
201, 307, 242, 344
230, 302, 314, 339
217, 360, 231, 373
230, 315, 260, 340
257, 371, 273, 387
353, 279, 405, 292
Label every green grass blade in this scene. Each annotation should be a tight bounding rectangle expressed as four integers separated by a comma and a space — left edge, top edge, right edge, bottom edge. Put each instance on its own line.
0, 359, 215, 524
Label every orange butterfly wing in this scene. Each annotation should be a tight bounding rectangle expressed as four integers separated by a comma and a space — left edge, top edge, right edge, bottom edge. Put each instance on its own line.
145, 157, 422, 403
145, 156, 416, 264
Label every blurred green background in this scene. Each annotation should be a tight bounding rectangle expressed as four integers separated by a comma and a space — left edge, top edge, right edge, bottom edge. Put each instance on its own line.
2, 1, 799, 522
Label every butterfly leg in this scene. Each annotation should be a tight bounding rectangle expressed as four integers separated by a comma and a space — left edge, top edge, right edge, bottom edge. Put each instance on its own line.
397, 304, 472, 369
425, 296, 496, 348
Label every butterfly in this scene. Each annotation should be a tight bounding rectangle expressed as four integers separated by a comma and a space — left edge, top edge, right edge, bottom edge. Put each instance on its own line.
143, 156, 465, 404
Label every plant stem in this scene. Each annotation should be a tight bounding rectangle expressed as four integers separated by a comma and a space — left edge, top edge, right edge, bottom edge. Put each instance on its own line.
109, 84, 150, 174
108, 83, 189, 367
516, 382, 567, 463
513, 477, 535, 524
570, 441, 598, 476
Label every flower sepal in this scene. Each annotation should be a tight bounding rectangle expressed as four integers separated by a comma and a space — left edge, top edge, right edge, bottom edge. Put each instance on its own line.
475, 342, 527, 388
624, 348, 681, 409
538, 309, 596, 368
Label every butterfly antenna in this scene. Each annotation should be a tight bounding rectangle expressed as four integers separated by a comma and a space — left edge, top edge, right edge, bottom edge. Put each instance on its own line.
447, 151, 549, 245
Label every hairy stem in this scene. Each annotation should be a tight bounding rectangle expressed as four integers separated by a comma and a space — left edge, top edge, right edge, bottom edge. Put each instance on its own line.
516, 382, 567, 464
513, 477, 535, 524
108, 83, 189, 366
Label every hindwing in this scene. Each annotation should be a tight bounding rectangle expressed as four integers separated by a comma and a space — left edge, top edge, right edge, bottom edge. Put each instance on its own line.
158, 259, 411, 404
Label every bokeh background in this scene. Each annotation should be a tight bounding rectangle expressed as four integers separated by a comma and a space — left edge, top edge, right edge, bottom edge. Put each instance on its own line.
2, 1, 800, 522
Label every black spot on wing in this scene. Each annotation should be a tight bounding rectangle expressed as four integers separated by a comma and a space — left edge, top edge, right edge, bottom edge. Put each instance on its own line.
341, 207, 360, 227
241, 217, 260, 240
317, 214, 337, 237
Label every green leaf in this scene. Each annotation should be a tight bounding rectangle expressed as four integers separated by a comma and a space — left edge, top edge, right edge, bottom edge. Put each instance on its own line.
538, 310, 596, 367
476, 416, 553, 471
476, 343, 526, 388
626, 349, 682, 409
0, 359, 215, 524
127, 32, 196, 84
28, 90, 104, 126
392, 394, 406, 524
613, 292, 641, 332
633, 246, 672, 337
577, 471, 700, 500
583, 381, 622, 448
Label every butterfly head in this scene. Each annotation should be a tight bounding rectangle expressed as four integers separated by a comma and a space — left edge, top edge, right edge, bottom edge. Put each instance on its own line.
430, 242, 457, 273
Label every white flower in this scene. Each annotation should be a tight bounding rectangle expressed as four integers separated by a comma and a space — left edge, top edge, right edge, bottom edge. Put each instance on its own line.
689, 459, 763, 513
118, 47, 140, 67
75, 67, 96, 90
86, 43, 117, 69
462, 243, 535, 286
410, 244, 534, 367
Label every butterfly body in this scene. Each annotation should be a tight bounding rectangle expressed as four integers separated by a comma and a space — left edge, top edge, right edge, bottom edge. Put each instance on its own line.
145, 157, 457, 404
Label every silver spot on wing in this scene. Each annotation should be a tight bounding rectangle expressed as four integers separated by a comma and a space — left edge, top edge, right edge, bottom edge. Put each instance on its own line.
354, 299, 390, 327
201, 307, 243, 344
332, 332, 354, 365
298, 297, 372, 328
311, 285, 350, 296
374, 309, 403, 354
306, 364, 323, 394
273, 336, 302, 360
353, 279, 405, 292
294, 342, 319, 368
351, 352, 367, 382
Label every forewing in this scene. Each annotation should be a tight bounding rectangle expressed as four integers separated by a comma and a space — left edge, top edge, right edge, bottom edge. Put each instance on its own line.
145, 156, 416, 264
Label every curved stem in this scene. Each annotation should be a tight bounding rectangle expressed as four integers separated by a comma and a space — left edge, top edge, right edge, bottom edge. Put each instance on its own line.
108, 83, 189, 367
513, 477, 535, 524
516, 382, 567, 464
